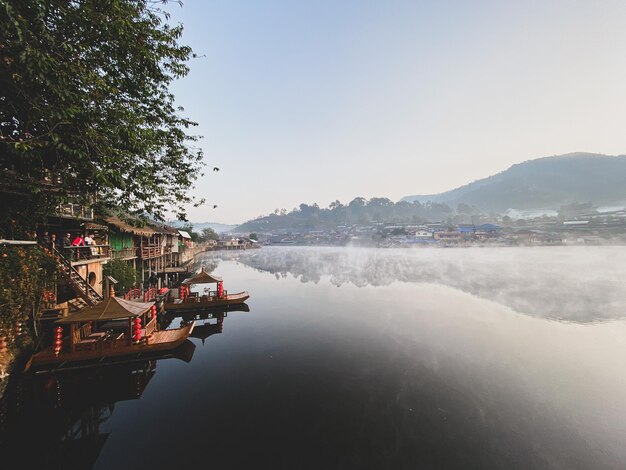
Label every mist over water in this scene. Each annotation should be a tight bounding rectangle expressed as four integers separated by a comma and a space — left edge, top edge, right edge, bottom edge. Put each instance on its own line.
225, 246, 626, 322
3, 246, 626, 469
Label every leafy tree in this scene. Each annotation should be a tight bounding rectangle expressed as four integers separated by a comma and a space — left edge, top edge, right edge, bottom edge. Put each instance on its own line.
249, 233, 258, 241
103, 259, 139, 292
199, 227, 219, 242
0, 0, 204, 236
0, 245, 55, 336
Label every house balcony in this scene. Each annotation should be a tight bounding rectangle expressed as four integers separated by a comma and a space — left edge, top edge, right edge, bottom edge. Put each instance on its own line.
111, 247, 137, 260
56, 204, 94, 220
141, 245, 162, 259
62, 245, 111, 266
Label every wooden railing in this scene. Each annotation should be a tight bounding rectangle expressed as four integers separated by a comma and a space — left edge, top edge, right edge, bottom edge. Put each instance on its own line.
111, 247, 136, 260
62, 244, 110, 261
53, 247, 103, 305
143, 287, 157, 302
56, 203, 94, 220
145, 317, 156, 338
72, 323, 92, 345
141, 245, 161, 259
123, 288, 142, 300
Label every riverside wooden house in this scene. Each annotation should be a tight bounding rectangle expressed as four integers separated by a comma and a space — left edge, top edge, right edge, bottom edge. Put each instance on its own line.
104, 217, 199, 290
44, 204, 112, 316
31, 208, 203, 325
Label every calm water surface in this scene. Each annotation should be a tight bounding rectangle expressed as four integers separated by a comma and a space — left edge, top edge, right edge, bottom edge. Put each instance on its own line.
2, 246, 626, 469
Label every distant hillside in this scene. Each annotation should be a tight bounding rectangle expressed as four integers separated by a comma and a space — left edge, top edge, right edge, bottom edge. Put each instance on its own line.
401, 153, 626, 212
169, 221, 239, 234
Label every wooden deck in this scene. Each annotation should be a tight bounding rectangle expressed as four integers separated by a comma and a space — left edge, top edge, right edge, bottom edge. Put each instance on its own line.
25, 322, 195, 371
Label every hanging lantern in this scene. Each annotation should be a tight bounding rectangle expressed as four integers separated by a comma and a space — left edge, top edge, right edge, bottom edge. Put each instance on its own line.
53, 326, 63, 355
133, 317, 142, 343
217, 281, 224, 298
150, 305, 157, 319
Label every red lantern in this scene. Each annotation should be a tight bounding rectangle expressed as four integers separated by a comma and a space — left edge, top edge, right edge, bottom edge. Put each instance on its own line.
54, 326, 63, 355
133, 317, 142, 342
150, 305, 157, 319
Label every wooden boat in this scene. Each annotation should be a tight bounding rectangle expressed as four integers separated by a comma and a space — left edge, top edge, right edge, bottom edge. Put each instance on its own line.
164, 267, 250, 313
25, 296, 195, 372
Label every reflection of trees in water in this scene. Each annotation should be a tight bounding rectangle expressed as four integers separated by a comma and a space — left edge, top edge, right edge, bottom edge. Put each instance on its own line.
192, 256, 220, 273
0, 361, 156, 468
235, 247, 626, 322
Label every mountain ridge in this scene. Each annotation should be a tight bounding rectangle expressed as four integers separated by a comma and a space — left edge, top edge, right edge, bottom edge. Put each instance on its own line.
401, 152, 626, 212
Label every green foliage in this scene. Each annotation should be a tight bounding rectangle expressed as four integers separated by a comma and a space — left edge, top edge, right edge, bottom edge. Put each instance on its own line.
237, 197, 453, 232
199, 227, 219, 242
249, 233, 258, 241
402, 153, 626, 212
0, 0, 204, 235
103, 259, 138, 292
0, 245, 56, 330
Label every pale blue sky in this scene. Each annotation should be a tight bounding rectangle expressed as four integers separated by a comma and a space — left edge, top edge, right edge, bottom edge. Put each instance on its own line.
168, 1, 626, 224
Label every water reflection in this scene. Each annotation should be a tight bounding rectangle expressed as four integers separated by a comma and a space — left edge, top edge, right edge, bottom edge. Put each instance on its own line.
162, 304, 250, 345
220, 246, 626, 321
0, 361, 158, 468
0, 305, 250, 468
3, 257, 626, 468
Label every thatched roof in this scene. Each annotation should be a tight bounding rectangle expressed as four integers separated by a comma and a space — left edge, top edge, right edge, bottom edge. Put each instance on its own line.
104, 216, 156, 236
56, 297, 154, 324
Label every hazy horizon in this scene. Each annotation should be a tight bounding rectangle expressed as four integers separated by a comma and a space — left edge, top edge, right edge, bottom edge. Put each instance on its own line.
167, 1, 626, 224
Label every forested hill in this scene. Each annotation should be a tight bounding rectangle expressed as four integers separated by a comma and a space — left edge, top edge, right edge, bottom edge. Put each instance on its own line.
236, 199, 456, 232
237, 153, 626, 233
401, 153, 626, 212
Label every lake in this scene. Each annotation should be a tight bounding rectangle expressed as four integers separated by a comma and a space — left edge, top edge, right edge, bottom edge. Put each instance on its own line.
2, 246, 626, 469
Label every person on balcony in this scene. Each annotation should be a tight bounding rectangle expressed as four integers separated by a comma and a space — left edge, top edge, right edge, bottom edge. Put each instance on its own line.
48, 233, 56, 252
84, 233, 96, 258
71, 234, 85, 260
63, 233, 73, 260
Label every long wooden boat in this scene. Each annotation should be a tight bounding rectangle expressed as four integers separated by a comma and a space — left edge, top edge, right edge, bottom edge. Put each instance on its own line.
164, 267, 250, 313
26, 323, 195, 372
25, 296, 195, 372
164, 292, 250, 313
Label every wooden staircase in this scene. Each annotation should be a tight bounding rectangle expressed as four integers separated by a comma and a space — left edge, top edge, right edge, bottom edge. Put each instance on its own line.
53, 247, 103, 307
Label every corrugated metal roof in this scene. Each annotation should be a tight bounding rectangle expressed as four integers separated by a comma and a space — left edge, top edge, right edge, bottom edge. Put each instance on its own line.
178, 230, 192, 239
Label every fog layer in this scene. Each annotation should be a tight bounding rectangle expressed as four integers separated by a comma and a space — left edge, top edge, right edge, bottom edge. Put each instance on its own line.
214, 246, 626, 322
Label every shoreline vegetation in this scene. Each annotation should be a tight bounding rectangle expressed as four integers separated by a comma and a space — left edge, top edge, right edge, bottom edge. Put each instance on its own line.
0, 0, 205, 390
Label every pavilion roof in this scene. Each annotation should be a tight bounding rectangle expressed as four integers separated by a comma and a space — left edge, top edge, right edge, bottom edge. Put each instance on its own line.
56, 297, 154, 324
182, 267, 222, 285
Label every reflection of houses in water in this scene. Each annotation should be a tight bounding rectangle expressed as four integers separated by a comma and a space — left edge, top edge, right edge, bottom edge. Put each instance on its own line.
0, 347, 194, 468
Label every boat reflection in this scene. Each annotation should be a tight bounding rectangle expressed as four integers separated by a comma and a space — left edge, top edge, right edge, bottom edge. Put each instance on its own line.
161, 303, 250, 346
0, 355, 179, 468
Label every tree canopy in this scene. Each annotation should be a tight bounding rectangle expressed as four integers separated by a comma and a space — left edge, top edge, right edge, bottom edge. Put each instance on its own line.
0, 0, 203, 235
237, 197, 456, 232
